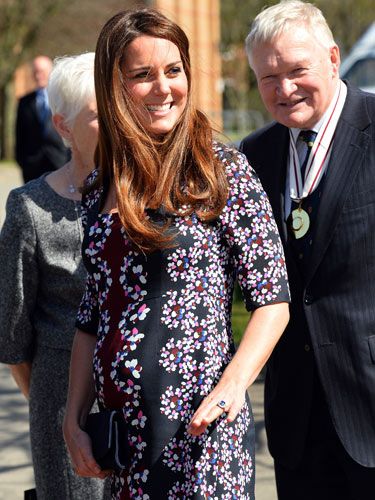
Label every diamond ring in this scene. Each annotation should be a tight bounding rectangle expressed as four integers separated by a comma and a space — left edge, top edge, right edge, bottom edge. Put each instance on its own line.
216, 400, 226, 410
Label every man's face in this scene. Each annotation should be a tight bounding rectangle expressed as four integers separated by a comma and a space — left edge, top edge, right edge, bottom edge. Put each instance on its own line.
32, 57, 52, 89
251, 27, 340, 129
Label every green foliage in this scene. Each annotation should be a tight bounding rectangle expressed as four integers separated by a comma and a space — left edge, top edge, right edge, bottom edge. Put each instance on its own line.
314, 0, 375, 54
0, 0, 73, 158
0, 0, 72, 88
232, 299, 249, 345
231, 282, 250, 345
220, 0, 279, 122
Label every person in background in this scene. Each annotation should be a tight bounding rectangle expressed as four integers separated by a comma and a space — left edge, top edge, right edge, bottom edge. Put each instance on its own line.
63, 8, 289, 499
0, 53, 108, 499
240, 1, 375, 499
15, 55, 69, 183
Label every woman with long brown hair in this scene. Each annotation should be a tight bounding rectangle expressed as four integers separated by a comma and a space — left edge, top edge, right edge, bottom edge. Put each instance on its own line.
63, 8, 289, 499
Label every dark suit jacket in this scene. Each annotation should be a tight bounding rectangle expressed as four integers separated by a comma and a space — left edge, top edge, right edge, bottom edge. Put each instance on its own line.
240, 83, 375, 468
15, 90, 69, 183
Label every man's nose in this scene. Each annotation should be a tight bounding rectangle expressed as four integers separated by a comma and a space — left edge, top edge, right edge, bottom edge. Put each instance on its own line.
276, 78, 296, 97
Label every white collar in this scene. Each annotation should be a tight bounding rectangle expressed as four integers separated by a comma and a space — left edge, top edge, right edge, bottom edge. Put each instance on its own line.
288, 79, 347, 202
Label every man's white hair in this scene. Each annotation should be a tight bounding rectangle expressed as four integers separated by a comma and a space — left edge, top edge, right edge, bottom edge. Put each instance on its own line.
47, 52, 95, 128
245, 0, 336, 67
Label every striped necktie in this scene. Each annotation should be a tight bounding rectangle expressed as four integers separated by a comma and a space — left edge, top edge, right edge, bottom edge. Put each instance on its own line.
298, 129, 317, 180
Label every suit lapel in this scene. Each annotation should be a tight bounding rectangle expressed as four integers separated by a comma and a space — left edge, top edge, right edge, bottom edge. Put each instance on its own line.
259, 125, 308, 286
262, 125, 289, 246
31, 91, 38, 116
306, 85, 371, 284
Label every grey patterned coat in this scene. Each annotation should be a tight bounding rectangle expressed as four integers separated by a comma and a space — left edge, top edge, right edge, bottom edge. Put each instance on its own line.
0, 176, 108, 499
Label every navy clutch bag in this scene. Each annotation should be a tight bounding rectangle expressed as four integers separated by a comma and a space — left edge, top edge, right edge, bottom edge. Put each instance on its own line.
85, 409, 129, 472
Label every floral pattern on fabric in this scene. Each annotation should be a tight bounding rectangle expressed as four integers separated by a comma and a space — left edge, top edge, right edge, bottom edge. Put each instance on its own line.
76, 143, 290, 499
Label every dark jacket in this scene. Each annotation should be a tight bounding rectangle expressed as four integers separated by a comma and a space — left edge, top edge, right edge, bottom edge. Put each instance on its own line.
240, 83, 375, 468
15, 90, 69, 183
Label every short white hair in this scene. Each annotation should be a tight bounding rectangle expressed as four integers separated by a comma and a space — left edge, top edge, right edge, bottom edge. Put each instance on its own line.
47, 52, 95, 126
245, 0, 336, 67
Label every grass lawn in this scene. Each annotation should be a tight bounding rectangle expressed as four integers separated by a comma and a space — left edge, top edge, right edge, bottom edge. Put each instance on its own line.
231, 299, 250, 345
0, 160, 17, 168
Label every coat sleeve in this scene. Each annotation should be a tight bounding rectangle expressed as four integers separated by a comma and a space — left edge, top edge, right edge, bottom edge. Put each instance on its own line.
0, 189, 39, 363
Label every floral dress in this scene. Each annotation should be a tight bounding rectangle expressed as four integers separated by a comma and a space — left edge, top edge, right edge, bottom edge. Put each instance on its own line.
76, 143, 289, 499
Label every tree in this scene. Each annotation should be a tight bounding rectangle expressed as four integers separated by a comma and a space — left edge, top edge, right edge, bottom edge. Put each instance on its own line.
0, 0, 73, 158
0, 0, 140, 160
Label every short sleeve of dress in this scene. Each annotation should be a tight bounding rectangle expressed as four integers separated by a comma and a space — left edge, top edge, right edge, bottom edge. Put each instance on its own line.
0, 189, 38, 363
218, 146, 290, 311
75, 170, 101, 335
75, 271, 100, 335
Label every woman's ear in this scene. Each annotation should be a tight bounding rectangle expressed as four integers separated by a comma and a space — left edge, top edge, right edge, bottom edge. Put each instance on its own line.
52, 114, 72, 142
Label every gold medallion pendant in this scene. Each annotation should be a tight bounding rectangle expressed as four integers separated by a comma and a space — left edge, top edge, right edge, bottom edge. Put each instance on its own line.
288, 207, 310, 239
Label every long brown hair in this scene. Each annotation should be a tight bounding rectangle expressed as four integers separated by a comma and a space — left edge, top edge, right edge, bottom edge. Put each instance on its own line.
94, 8, 227, 252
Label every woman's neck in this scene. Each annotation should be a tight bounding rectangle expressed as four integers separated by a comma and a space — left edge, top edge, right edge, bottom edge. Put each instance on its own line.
46, 159, 94, 201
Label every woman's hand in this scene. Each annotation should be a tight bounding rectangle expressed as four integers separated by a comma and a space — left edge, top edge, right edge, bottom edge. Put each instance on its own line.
63, 330, 107, 477
188, 303, 289, 437
63, 422, 110, 479
187, 375, 247, 436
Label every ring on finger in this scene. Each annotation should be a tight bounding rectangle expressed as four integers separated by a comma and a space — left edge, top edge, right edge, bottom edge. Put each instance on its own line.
216, 400, 227, 411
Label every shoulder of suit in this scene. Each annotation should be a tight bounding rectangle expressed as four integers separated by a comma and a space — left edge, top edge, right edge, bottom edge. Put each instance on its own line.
362, 89, 375, 112
18, 90, 37, 105
240, 121, 287, 152
4, 178, 47, 230
8, 177, 48, 207
341, 81, 375, 128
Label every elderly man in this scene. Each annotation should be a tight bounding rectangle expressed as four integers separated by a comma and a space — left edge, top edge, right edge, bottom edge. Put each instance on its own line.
240, 1, 375, 499
15, 55, 69, 183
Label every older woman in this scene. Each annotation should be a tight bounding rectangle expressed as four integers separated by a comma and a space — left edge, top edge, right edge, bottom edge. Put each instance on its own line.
0, 53, 107, 499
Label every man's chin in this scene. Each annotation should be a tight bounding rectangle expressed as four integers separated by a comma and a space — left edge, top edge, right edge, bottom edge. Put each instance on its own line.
276, 112, 314, 129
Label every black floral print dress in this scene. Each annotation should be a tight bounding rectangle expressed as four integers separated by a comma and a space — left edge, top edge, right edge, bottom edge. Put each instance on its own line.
76, 143, 290, 499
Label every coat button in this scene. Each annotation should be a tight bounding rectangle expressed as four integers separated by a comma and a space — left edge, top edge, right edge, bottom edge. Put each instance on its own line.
304, 344, 311, 352
304, 294, 313, 305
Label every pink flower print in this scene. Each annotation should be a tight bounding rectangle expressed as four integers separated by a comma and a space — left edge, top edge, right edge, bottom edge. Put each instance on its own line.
195, 326, 208, 343
170, 347, 183, 365
131, 410, 147, 429
192, 368, 204, 387
216, 340, 227, 359
228, 434, 238, 451
171, 394, 184, 413
123, 329, 145, 351
124, 359, 142, 378
176, 257, 189, 273
132, 265, 147, 284
207, 446, 218, 465
124, 379, 141, 396
133, 469, 149, 484
124, 284, 147, 301
130, 303, 150, 322
195, 471, 204, 486
88, 220, 100, 236
171, 304, 185, 321
257, 279, 272, 292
